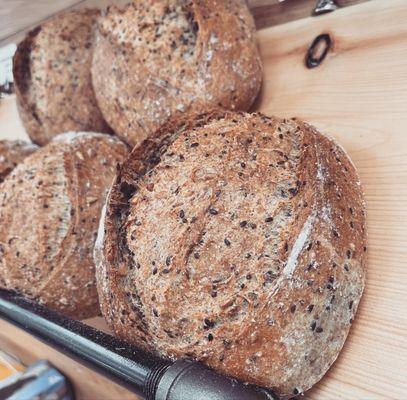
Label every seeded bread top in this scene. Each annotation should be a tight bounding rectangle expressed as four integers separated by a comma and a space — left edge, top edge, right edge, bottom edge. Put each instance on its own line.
13, 9, 111, 146
92, 0, 262, 147
96, 111, 366, 397
0, 132, 128, 318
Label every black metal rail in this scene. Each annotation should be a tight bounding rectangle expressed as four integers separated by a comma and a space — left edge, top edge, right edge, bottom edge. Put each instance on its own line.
0, 289, 277, 400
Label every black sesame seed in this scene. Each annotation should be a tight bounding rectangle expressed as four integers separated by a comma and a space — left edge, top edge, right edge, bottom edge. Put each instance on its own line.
290, 304, 297, 313
152, 267, 158, 275
224, 238, 231, 246
207, 334, 214, 341
311, 321, 316, 331
293, 388, 299, 395
344, 264, 350, 272
316, 327, 324, 333
211, 291, 217, 298
190, 142, 199, 147
347, 250, 352, 259
333, 230, 339, 237
246, 273, 252, 280
209, 208, 218, 215
204, 318, 215, 328
162, 268, 170, 274
284, 243, 289, 252
307, 304, 314, 313
265, 216, 273, 223
329, 276, 334, 284
240, 162, 246, 168
194, 252, 200, 259
166, 256, 172, 266
240, 220, 248, 228
349, 300, 353, 310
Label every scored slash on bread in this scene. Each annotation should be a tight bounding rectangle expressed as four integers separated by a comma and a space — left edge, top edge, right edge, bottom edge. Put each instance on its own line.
0, 140, 38, 183
91, 0, 262, 148
0, 132, 128, 319
95, 110, 366, 398
13, 9, 112, 146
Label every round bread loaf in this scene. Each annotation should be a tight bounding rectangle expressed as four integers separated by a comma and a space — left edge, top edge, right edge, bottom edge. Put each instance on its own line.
13, 9, 111, 146
91, 0, 262, 148
0, 140, 38, 183
0, 132, 128, 319
95, 111, 366, 397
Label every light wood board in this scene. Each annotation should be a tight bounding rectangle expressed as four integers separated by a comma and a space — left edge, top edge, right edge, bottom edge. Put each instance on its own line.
256, 0, 407, 398
0, 0, 406, 399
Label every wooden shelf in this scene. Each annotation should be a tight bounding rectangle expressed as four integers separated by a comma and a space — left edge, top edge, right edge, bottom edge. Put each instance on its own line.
1, 1, 406, 399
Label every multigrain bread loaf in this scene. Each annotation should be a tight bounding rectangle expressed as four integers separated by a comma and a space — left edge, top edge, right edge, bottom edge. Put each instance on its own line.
13, 9, 111, 146
95, 111, 367, 397
91, 0, 262, 148
0, 132, 128, 318
0, 140, 38, 183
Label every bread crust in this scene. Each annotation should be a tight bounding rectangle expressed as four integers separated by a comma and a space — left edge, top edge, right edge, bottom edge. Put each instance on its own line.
91, 0, 262, 147
0, 140, 38, 183
13, 9, 112, 146
96, 111, 366, 397
0, 132, 128, 318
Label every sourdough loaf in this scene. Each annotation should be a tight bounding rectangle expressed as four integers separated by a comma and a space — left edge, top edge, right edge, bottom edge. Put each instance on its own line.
0, 140, 38, 183
0, 132, 128, 318
95, 111, 366, 397
91, 0, 262, 147
13, 9, 111, 146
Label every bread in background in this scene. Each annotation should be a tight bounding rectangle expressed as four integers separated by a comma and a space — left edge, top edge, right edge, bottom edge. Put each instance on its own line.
92, 0, 262, 147
12, 9, 112, 146
0, 139, 38, 182
0, 132, 128, 319
95, 111, 366, 397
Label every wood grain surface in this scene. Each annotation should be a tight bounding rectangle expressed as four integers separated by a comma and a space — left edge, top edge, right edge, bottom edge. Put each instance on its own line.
0, 0, 406, 399
255, 1, 407, 398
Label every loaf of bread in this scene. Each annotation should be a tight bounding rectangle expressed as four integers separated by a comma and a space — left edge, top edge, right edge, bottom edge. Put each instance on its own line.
0, 132, 128, 318
91, 0, 262, 148
0, 140, 38, 183
13, 9, 111, 146
95, 111, 366, 397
